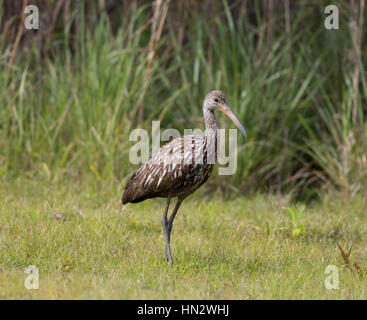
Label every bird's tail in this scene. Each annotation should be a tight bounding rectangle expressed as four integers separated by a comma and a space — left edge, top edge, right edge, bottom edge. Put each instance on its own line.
122, 183, 134, 204
121, 178, 146, 204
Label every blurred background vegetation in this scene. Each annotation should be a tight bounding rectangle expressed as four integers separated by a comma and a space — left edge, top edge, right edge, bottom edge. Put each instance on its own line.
0, 0, 366, 201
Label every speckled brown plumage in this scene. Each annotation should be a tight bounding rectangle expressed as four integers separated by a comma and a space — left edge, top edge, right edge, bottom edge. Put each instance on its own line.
122, 135, 214, 204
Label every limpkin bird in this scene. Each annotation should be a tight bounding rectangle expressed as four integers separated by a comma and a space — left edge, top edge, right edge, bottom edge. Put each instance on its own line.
122, 90, 247, 264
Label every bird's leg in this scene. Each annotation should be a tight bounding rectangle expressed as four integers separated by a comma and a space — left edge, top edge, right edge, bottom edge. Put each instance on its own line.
168, 198, 183, 235
165, 198, 184, 264
161, 196, 171, 263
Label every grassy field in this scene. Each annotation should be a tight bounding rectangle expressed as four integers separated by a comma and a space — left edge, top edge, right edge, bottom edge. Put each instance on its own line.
1, 177, 367, 299
1, 0, 367, 300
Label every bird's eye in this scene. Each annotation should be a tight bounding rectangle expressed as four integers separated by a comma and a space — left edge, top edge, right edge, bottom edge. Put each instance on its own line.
214, 98, 219, 102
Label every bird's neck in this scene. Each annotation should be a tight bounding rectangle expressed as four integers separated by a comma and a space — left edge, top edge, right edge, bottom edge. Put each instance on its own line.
203, 108, 218, 163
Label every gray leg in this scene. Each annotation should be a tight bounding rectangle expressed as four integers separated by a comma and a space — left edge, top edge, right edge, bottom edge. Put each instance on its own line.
165, 198, 183, 264
168, 198, 183, 236
161, 196, 171, 263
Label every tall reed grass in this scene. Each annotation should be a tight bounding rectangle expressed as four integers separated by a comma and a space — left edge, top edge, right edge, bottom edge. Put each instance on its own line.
0, 0, 366, 200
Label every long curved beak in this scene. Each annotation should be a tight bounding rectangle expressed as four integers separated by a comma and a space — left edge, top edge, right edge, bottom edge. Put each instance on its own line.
218, 104, 247, 139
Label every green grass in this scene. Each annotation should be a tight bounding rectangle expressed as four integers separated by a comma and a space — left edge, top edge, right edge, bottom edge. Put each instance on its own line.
1, 177, 367, 299
1, 0, 367, 300
1, 1, 366, 200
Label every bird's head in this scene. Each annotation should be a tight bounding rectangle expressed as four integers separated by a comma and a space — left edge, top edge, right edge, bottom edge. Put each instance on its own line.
203, 90, 247, 138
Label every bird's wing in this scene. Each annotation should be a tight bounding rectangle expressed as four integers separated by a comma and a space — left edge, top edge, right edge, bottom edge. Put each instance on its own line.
122, 136, 208, 203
